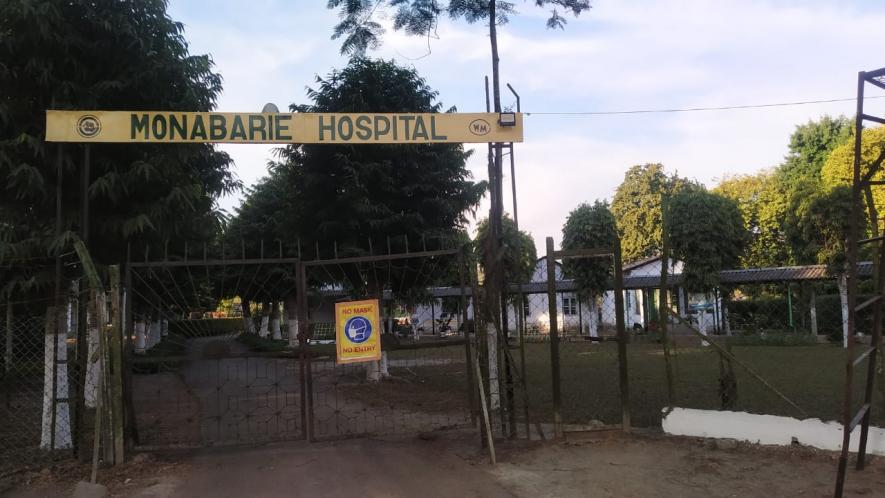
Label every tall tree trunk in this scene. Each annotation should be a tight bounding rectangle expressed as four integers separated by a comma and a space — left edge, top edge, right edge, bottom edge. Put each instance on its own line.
242, 297, 254, 334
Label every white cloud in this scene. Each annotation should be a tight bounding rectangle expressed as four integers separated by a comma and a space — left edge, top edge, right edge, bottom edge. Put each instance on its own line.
168, 0, 885, 253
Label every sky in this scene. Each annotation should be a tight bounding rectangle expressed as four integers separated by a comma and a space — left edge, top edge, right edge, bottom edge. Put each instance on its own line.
167, 0, 885, 250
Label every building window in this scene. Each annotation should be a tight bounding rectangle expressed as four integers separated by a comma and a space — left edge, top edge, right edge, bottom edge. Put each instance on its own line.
562, 296, 577, 316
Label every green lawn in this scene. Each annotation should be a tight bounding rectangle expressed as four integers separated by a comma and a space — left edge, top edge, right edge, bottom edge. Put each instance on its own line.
518, 341, 883, 428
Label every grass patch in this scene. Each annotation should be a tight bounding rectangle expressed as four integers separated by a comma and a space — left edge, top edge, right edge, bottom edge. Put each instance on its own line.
169, 318, 243, 338
237, 333, 289, 352
516, 341, 882, 428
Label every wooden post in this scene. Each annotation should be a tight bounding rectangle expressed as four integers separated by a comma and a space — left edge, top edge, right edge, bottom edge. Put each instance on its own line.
546, 237, 562, 438
659, 197, 675, 408
4, 301, 11, 375
108, 266, 125, 464
613, 238, 630, 431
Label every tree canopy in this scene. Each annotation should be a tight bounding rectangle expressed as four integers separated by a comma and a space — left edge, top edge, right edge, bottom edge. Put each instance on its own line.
0, 0, 238, 298
778, 115, 852, 186
668, 189, 746, 292
610, 163, 697, 263
713, 171, 790, 268
475, 214, 536, 286
561, 201, 618, 299
273, 58, 485, 294
327, 0, 592, 56
821, 126, 885, 216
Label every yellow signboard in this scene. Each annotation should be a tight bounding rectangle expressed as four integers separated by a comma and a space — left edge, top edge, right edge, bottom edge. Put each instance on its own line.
44, 110, 523, 144
335, 299, 382, 364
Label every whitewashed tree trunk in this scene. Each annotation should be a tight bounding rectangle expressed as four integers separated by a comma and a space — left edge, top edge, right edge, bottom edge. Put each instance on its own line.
810, 288, 818, 336
587, 296, 599, 339
259, 303, 270, 338
487, 323, 500, 410
285, 297, 299, 347
149, 319, 161, 348
161, 318, 168, 337
839, 273, 849, 348
366, 352, 390, 382
270, 301, 282, 340
41, 305, 72, 450
84, 306, 100, 408
135, 320, 146, 353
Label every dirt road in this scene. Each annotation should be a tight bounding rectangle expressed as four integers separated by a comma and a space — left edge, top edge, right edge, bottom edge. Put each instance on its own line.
6, 431, 885, 497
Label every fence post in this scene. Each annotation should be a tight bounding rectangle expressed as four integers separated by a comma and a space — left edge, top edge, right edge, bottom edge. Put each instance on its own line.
4, 301, 11, 374
108, 266, 125, 464
613, 238, 631, 432
458, 251, 478, 427
546, 237, 562, 439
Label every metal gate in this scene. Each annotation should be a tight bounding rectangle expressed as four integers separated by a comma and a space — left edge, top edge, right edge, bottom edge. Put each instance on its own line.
123, 242, 480, 447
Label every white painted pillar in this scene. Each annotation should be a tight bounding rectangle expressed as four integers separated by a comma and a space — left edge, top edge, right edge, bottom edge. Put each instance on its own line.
41, 305, 72, 450
839, 274, 849, 348
286, 299, 299, 348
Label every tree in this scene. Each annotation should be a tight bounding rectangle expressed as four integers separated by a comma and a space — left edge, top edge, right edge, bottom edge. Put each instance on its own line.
821, 126, 885, 219
778, 115, 852, 185
326, 0, 591, 340
714, 171, 791, 268
610, 163, 698, 263
1, 0, 238, 449
561, 201, 618, 336
668, 189, 746, 293
276, 58, 485, 296
0, 0, 239, 297
474, 214, 536, 286
561, 201, 618, 298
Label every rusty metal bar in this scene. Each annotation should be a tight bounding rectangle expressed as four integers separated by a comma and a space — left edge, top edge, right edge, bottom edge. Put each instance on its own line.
861, 113, 885, 125
855, 295, 881, 312
552, 247, 614, 259
546, 237, 562, 439
835, 70, 867, 498
613, 238, 630, 431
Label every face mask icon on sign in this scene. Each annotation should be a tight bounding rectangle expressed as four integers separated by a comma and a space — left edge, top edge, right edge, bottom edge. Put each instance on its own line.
344, 316, 372, 344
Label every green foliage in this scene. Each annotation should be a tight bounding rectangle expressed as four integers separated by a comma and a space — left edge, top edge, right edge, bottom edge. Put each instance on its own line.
0, 0, 239, 299
668, 189, 746, 292
787, 185, 860, 271
474, 214, 536, 285
714, 172, 791, 267
561, 200, 617, 299
274, 58, 484, 295
327, 1, 591, 55
779, 115, 852, 185
821, 126, 885, 216
611, 163, 698, 263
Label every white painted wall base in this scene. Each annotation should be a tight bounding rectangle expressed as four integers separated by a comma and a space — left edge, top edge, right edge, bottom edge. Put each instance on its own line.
662, 407, 885, 456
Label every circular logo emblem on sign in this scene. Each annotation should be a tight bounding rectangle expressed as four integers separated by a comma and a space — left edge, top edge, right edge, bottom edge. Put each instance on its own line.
76, 115, 101, 138
344, 316, 372, 344
468, 118, 491, 136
